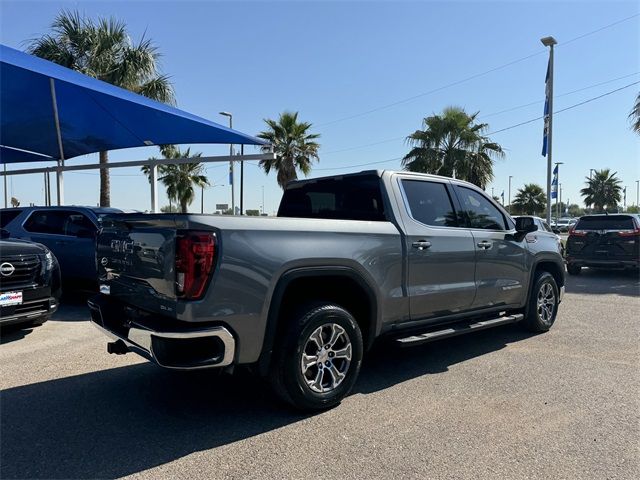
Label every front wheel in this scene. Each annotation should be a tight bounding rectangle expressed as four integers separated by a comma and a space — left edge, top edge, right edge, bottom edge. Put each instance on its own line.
269, 304, 363, 411
522, 271, 560, 333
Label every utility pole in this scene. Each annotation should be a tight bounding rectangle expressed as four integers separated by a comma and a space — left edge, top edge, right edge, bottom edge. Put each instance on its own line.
508, 176, 513, 214
636, 180, 639, 207
201, 185, 204, 214
623, 186, 627, 211
541, 36, 557, 225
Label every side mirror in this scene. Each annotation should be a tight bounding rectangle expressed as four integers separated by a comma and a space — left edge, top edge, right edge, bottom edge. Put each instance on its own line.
515, 216, 538, 233
514, 217, 538, 241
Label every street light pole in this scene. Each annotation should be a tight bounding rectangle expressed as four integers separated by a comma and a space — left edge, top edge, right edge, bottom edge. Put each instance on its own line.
508, 175, 513, 214
636, 180, 639, 207
541, 36, 557, 225
219, 112, 234, 215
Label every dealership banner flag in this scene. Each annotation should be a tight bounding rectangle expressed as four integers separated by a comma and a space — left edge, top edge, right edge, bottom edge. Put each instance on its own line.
551, 164, 558, 199
542, 58, 550, 157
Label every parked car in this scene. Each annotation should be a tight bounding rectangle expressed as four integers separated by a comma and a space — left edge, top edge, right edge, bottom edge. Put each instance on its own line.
0, 206, 121, 291
565, 214, 640, 275
514, 215, 564, 256
88, 170, 565, 410
0, 237, 61, 328
552, 218, 577, 233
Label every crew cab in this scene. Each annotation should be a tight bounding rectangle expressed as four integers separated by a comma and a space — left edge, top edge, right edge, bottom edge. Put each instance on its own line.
88, 171, 565, 410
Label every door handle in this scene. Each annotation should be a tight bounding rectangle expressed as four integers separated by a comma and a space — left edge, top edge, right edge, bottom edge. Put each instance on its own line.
477, 241, 492, 250
412, 240, 431, 250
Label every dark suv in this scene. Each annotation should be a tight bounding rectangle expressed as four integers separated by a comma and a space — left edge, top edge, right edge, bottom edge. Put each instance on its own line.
566, 214, 640, 275
0, 206, 121, 290
0, 238, 61, 327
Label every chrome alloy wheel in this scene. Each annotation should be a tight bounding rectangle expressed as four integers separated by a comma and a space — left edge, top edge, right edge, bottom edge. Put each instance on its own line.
537, 282, 556, 324
301, 323, 353, 393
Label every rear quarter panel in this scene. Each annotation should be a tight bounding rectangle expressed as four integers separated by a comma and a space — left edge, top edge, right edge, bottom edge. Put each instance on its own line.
153, 215, 404, 364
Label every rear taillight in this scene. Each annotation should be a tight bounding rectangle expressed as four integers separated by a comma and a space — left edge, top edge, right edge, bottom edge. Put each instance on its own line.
175, 231, 216, 300
568, 227, 587, 237
617, 228, 640, 237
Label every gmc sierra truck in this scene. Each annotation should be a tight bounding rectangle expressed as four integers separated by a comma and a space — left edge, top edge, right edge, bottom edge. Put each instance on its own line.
88, 170, 565, 410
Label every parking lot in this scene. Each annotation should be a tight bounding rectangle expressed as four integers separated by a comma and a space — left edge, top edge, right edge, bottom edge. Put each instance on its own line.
1, 268, 638, 480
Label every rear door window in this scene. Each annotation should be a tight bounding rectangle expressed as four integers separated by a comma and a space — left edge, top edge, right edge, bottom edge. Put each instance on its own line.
575, 216, 635, 231
0, 209, 22, 228
454, 186, 507, 230
401, 180, 459, 227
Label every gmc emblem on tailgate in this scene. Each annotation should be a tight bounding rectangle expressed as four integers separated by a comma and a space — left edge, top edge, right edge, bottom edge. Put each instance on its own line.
110, 239, 134, 253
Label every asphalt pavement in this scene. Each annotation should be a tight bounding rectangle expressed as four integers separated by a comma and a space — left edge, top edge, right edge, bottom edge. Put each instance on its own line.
1, 268, 639, 479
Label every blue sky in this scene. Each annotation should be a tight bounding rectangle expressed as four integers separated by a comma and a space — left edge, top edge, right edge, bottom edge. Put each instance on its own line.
1, 0, 639, 213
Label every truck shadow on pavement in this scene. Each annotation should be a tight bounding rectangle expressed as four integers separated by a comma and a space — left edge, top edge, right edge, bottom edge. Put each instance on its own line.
0, 324, 533, 479
564, 268, 640, 297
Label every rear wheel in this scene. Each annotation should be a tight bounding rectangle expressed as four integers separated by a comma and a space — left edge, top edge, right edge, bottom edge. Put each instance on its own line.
522, 271, 559, 333
567, 263, 582, 276
269, 303, 363, 411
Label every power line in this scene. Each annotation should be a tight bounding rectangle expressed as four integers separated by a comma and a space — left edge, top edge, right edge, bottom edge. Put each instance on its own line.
316, 13, 640, 128
321, 72, 640, 155
487, 80, 640, 135
317, 80, 640, 173
481, 71, 640, 119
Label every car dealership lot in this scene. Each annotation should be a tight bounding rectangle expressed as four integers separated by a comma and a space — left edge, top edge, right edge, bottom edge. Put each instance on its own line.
1, 270, 639, 480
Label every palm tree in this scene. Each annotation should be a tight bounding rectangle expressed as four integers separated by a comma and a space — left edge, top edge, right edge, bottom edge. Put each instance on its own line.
142, 146, 208, 213
402, 106, 504, 189
28, 10, 175, 207
580, 169, 622, 212
630, 92, 640, 134
512, 184, 547, 215
257, 111, 320, 189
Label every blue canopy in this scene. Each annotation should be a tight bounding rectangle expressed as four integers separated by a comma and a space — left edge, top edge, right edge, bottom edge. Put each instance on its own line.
0, 44, 266, 164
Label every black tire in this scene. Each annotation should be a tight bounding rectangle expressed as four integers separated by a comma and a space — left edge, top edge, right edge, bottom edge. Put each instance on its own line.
522, 271, 560, 333
269, 303, 363, 411
567, 263, 582, 276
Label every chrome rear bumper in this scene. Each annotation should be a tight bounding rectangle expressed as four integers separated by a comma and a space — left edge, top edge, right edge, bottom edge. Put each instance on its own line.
88, 299, 235, 370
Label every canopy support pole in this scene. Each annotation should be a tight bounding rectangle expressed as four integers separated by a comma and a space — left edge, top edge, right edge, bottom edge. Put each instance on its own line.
240, 145, 244, 215
150, 165, 158, 213
43, 172, 47, 206
49, 78, 65, 206
3, 163, 7, 208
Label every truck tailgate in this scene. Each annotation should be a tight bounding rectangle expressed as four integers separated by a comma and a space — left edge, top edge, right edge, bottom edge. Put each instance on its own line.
97, 214, 180, 315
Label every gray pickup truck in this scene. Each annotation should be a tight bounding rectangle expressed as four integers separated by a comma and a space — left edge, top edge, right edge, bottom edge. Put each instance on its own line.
88, 170, 564, 410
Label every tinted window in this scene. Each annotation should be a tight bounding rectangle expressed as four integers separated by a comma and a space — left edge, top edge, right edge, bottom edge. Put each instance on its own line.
24, 210, 94, 236
575, 215, 635, 230
402, 180, 458, 227
278, 175, 386, 221
455, 187, 506, 230
542, 221, 553, 233
0, 209, 22, 228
